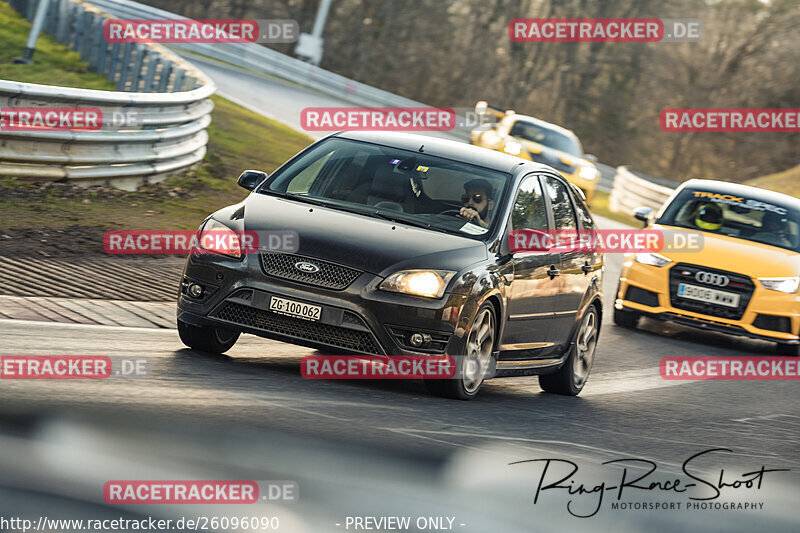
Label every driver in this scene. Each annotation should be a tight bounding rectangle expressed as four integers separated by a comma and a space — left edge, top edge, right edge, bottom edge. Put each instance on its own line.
694, 202, 723, 231
458, 179, 494, 229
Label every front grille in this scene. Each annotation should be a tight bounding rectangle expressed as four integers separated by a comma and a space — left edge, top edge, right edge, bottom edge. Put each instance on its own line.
260, 252, 361, 290
211, 302, 382, 354
668, 263, 754, 320
753, 314, 792, 334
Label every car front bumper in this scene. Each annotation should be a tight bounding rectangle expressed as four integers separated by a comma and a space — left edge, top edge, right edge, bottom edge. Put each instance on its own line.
176, 253, 473, 356
616, 258, 800, 345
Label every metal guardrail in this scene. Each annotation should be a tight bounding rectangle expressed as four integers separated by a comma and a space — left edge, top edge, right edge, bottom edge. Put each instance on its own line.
609, 166, 676, 215
1, 0, 215, 189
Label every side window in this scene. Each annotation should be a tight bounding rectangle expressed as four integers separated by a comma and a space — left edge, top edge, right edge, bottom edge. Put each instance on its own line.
512, 175, 548, 230
544, 176, 578, 230
572, 193, 595, 229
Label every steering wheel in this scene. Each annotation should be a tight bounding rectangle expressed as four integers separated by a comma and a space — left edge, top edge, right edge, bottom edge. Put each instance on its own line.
438, 209, 465, 217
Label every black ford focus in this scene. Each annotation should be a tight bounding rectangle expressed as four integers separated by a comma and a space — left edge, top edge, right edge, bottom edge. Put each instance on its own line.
177, 131, 603, 399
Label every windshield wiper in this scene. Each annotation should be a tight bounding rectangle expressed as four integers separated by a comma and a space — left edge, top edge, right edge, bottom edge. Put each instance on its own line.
263, 190, 332, 207
366, 211, 449, 233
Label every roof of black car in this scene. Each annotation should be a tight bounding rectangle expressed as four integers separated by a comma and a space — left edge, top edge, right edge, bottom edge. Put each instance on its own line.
680, 179, 800, 208
334, 131, 545, 174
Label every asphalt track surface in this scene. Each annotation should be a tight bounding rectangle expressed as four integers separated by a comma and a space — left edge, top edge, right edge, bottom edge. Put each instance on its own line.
1, 55, 797, 532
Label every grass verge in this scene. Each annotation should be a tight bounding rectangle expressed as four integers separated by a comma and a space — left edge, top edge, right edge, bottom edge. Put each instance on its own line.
745, 165, 800, 199
590, 190, 638, 227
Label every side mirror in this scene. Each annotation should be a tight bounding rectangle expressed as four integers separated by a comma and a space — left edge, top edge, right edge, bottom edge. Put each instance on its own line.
237, 170, 268, 191
584, 154, 598, 163
634, 206, 654, 227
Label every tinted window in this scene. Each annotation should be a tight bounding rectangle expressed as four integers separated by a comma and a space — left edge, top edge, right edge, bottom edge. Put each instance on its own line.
573, 193, 595, 229
264, 138, 511, 239
511, 175, 548, 230
544, 177, 578, 230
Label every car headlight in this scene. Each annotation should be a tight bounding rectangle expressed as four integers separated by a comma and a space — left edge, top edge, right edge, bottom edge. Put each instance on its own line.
503, 141, 522, 155
635, 252, 671, 267
379, 270, 456, 298
578, 166, 599, 180
758, 277, 800, 294
197, 219, 242, 259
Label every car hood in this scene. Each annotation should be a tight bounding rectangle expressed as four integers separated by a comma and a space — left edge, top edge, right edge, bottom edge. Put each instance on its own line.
239, 193, 488, 275
653, 224, 800, 278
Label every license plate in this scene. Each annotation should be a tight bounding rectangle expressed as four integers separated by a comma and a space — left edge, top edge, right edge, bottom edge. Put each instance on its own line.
677, 283, 740, 308
269, 296, 321, 321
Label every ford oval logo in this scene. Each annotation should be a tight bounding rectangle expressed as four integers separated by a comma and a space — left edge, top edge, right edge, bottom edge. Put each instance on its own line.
295, 261, 320, 273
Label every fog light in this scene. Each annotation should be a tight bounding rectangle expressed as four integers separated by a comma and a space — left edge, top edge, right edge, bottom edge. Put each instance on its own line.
188, 283, 204, 298
409, 332, 431, 348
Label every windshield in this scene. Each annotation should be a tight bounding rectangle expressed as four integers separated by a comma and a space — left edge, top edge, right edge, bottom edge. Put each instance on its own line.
262, 138, 511, 238
508, 120, 583, 158
657, 188, 800, 252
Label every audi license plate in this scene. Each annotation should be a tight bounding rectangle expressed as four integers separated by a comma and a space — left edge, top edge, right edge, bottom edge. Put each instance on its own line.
269, 296, 321, 321
677, 283, 740, 308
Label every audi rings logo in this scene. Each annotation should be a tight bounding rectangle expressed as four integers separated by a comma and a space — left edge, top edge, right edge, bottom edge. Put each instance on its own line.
295, 261, 320, 273
695, 271, 730, 287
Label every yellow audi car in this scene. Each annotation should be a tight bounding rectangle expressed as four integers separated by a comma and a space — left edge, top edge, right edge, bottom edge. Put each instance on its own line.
615, 179, 800, 355
469, 101, 600, 203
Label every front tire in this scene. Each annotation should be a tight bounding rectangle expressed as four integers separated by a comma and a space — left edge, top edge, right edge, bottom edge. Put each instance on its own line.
540, 306, 599, 396
775, 342, 800, 356
426, 303, 496, 400
613, 307, 640, 329
177, 319, 240, 354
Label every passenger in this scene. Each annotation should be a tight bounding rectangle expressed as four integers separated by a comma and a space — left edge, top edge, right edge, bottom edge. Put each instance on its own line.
757, 212, 793, 248
458, 179, 494, 229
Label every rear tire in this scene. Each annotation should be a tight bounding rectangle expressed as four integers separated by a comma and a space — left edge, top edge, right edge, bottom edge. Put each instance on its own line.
177, 319, 240, 354
613, 307, 640, 329
426, 303, 496, 400
540, 306, 599, 396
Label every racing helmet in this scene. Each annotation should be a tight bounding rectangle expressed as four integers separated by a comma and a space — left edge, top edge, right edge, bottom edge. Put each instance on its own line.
695, 203, 723, 231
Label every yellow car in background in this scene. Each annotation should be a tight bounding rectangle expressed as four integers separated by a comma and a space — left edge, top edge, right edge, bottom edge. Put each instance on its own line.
469, 101, 600, 203
615, 179, 800, 355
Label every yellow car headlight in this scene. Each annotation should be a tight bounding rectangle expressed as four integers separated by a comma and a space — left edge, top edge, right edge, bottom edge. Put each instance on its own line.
758, 277, 800, 294
379, 270, 456, 298
635, 252, 671, 267
578, 166, 599, 180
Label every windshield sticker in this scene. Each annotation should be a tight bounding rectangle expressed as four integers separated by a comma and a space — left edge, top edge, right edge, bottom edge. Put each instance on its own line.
692, 191, 788, 215
460, 222, 489, 235
416, 165, 429, 172
389, 158, 401, 165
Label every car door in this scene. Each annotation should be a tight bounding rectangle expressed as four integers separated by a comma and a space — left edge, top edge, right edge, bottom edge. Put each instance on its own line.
542, 175, 597, 345
501, 174, 561, 358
